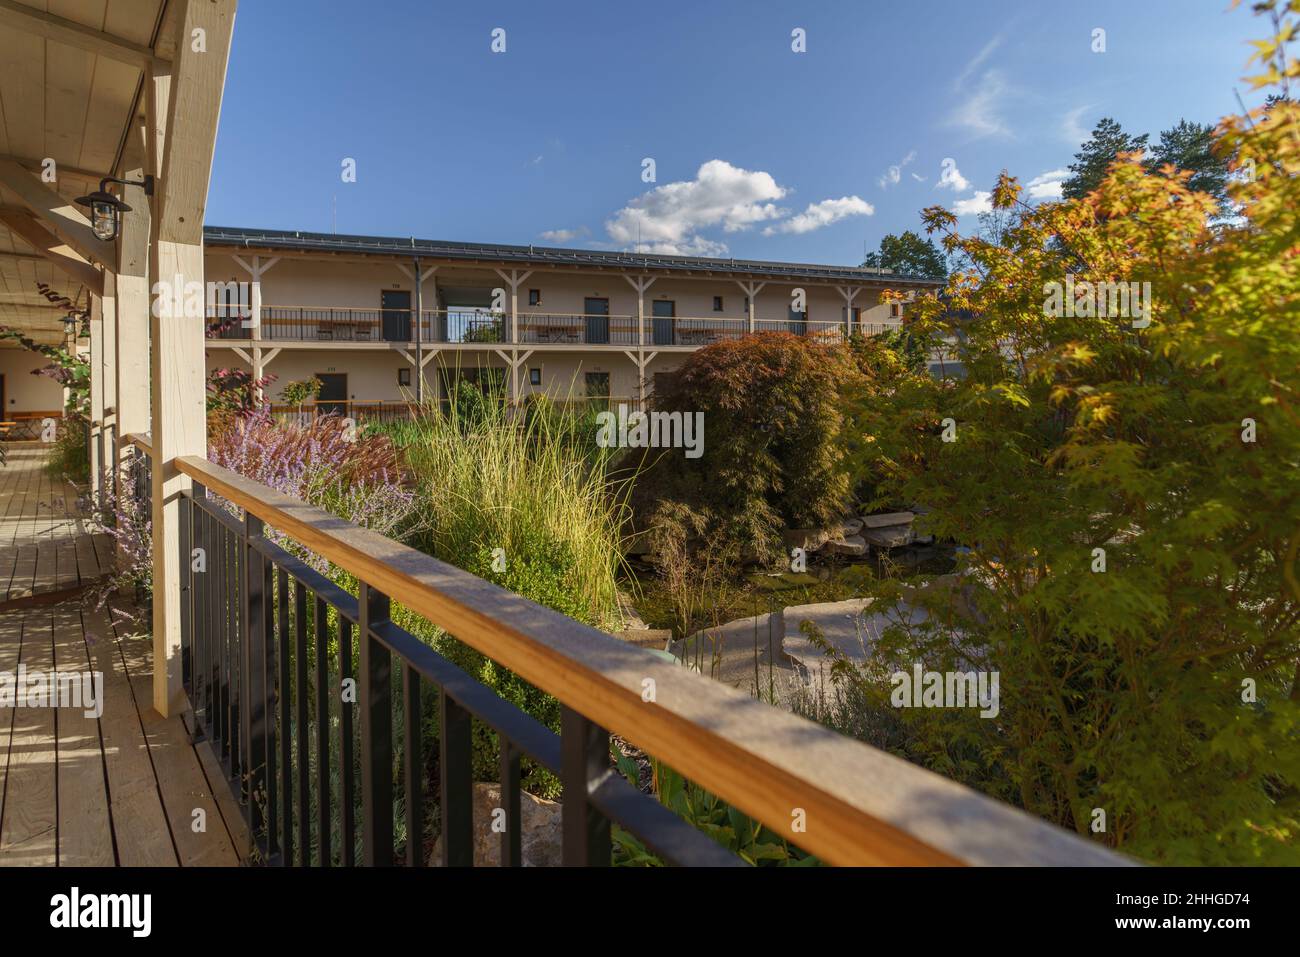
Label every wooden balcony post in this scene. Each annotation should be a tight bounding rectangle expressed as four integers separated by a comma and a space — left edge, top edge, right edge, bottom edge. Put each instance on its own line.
147, 0, 237, 718
736, 280, 765, 333
115, 170, 151, 476
88, 294, 104, 499
100, 272, 118, 501
623, 274, 655, 405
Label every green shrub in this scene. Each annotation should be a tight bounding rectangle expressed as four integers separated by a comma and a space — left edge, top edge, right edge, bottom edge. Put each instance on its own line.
633, 332, 856, 567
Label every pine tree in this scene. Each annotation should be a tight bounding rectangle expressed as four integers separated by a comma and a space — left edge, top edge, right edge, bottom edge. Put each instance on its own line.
862, 230, 948, 279
1149, 119, 1229, 203
1062, 117, 1149, 199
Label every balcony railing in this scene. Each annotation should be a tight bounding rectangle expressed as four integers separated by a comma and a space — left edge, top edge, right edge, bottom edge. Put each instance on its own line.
269, 400, 417, 426
207, 305, 902, 347
122, 433, 1128, 868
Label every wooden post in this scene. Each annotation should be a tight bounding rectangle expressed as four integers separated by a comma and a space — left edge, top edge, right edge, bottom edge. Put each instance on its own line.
89, 295, 104, 498
233, 254, 278, 404
100, 271, 117, 502
115, 170, 151, 494
736, 280, 765, 333
623, 275, 655, 407
837, 285, 861, 338
147, 0, 237, 718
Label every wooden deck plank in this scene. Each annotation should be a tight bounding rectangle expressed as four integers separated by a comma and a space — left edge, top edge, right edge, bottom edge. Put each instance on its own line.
112, 618, 239, 867
51, 603, 115, 866
0, 607, 57, 865
0, 609, 24, 825
80, 604, 178, 868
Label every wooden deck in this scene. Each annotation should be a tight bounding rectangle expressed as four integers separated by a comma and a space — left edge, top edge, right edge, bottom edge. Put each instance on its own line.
0, 443, 243, 866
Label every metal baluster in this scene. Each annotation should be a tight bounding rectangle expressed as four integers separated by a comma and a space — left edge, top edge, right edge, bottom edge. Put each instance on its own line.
403, 664, 423, 867
439, 689, 472, 867
339, 617, 355, 866
500, 742, 522, 867
314, 595, 331, 866
358, 583, 393, 866
561, 707, 611, 866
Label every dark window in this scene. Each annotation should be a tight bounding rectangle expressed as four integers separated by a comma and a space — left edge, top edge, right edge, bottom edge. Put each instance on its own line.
529, 368, 541, 386
397, 367, 411, 387
712, 296, 724, 311
528, 289, 541, 306
652, 299, 676, 346
584, 372, 610, 397
584, 297, 610, 344
380, 289, 412, 341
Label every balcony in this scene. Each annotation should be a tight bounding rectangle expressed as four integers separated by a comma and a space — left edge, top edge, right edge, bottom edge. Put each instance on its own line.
207, 306, 902, 347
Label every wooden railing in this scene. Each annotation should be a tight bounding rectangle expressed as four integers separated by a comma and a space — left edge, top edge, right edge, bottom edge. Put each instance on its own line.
114, 434, 1131, 866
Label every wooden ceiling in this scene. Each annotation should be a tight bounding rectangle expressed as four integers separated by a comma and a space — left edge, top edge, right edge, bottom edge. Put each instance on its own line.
0, 0, 171, 345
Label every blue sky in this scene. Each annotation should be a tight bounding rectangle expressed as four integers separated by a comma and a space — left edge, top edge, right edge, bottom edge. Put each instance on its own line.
207, 1, 1266, 266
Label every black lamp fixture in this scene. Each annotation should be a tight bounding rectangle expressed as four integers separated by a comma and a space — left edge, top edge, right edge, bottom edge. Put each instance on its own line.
74, 175, 153, 242
61, 314, 78, 338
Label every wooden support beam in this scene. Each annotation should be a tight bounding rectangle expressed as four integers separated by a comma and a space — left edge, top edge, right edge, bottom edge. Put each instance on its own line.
148, 0, 238, 718
115, 171, 151, 461
0, 161, 116, 268
0, 207, 104, 295
0, 0, 170, 71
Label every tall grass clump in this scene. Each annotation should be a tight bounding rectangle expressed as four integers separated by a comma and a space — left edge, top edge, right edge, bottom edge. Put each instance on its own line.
399, 384, 631, 630
382, 383, 638, 796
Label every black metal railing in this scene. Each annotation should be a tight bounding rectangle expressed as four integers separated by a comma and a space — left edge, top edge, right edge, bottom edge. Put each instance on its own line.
179, 479, 742, 866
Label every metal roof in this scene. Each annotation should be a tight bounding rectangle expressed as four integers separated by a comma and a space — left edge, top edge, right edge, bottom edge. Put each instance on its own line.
203, 226, 945, 286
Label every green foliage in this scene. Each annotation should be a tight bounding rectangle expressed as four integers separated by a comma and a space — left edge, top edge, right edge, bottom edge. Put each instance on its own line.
1149, 119, 1229, 203
1062, 117, 1150, 199
46, 418, 89, 484
611, 756, 818, 866
845, 10, 1300, 864
634, 332, 855, 567
862, 229, 948, 279
389, 385, 636, 795
281, 376, 323, 408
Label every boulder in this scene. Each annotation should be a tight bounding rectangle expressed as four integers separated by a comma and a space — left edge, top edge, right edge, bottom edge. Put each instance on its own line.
864, 525, 914, 549
840, 517, 864, 536
822, 534, 867, 556
429, 782, 562, 867
615, 628, 673, 651
861, 511, 915, 528
783, 527, 831, 552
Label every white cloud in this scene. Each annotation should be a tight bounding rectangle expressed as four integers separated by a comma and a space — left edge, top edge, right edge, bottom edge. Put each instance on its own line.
878, 150, 917, 189
935, 159, 971, 192
947, 69, 1013, 138
956, 35, 1003, 88
762, 196, 874, 235
538, 227, 587, 243
605, 159, 788, 254
910, 172, 926, 182
952, 191, 993, 216
1026, 168, 1068, 201
1061, 104, 1094, 145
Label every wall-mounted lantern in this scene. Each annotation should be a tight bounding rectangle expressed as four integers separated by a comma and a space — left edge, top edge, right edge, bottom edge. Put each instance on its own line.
74, 175, 153, 242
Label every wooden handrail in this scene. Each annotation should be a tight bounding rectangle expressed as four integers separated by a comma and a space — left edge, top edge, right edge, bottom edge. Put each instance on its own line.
123, 432, 152, 456
166, 451, 1128, 867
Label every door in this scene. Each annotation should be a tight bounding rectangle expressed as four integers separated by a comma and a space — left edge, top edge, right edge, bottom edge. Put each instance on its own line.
584, 297, 609, 344
381, 290, 412, 342
787, 305, 807, 336
652, 299, 676, 345
316, 373, 347, 417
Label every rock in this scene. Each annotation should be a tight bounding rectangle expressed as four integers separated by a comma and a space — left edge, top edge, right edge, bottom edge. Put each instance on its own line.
782, 598, 928, 687
861, 511, 915, 528
822, 534, 867, 556
863, 525, 914, 549
783, 527, 830, 552
840, 517, 864, 536
615, 628, 673, 651
671, 612, 799, 698
429, 782, 562, 867
617, 590, 648, 630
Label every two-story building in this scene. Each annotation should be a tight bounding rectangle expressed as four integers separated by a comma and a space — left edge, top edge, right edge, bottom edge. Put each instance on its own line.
201, 226, 943, 419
